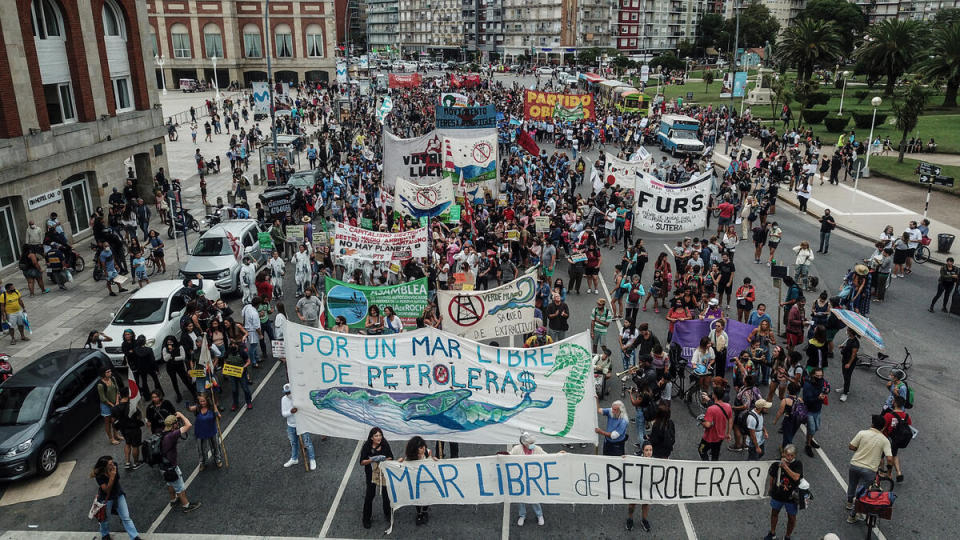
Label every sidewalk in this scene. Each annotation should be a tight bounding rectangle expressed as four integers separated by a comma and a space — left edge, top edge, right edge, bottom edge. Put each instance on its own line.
713, 143, 960, 264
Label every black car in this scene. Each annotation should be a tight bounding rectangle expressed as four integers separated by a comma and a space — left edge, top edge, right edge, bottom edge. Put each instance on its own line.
0, 349, 110, 480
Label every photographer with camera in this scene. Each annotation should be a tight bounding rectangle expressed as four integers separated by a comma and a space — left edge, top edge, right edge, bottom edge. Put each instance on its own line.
160, 412, 202, 513
628, 355, 657, 451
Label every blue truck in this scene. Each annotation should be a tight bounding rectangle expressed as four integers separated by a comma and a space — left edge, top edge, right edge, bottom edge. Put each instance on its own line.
657, 114, 705, 157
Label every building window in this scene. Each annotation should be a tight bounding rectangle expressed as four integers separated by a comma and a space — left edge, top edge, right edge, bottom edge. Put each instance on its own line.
275, 24, 293, 57
43, 82, 76, 125
113, 77, 132, 111
204, 23, 223, 58
102, 0, 124, 38
243, 24, 261, 57
306, 24, 324, 57
31, 0, 63, 39
171, 23, 190, 58
150, 31, 158, 56
62, 175, 92, 235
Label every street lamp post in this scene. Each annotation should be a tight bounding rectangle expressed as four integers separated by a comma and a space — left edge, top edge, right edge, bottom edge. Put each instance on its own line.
862, 96, 883, 181
210, 55, 221, 108
838, 70, 850, 116
154, 54, 167, 96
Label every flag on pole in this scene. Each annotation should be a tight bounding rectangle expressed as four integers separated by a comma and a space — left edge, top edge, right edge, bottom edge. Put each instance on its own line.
516, 128, 540, 156
198, 336, 219, 389
127, 370, 141, 417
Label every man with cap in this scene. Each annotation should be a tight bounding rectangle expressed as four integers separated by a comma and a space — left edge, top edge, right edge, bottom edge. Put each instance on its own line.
745, 398, 773, 460
281, 383, 316, 470
160, 411, 202, 512
509, 432, 547, 526
239, 256, 257, 305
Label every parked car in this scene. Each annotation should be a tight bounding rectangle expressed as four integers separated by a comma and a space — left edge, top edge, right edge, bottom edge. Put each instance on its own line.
178, 78, 199, 92
100, 279, 221, 368
0, 349, 111, 479
536, 67, 554, 75
179, 220, 266, 296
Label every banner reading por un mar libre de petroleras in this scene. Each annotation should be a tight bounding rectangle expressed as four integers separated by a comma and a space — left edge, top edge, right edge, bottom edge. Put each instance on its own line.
285, 323, 597, 444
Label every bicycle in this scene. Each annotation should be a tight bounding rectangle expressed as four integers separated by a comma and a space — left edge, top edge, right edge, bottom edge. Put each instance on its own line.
913, 242, 930, 264
854, 347, 912, 381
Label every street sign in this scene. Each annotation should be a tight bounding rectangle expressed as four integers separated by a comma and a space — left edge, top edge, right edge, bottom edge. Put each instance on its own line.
935, 175, 955, 187
918, 162, 942, 177
919, 174, 933, 184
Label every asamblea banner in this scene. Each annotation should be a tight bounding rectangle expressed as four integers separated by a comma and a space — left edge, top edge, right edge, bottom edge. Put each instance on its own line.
383, 130, 445, 190
285, 324, 597, 444
523, 90, 596, 121
395, 176, 454, 219
382, 454, 771, 508
437, 272, 538, 341
333, 222, 428, 262
435, 105, 498, 129
633, 170, 712, 233
442, 128, 498, 204
324, 277, 427, 330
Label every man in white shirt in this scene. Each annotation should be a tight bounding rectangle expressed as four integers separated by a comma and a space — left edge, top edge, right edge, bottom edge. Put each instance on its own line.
241, 299, 262, 367
746, 399, 772, 461
281, 384, 316, 470
904, 221, 922, 274
239, 257, 257, 305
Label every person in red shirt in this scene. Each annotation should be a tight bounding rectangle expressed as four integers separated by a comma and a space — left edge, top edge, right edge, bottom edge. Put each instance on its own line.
255, 271, 273, 302
882, 396, 911, 482
715, 197, 736, 234
698, 384, 732, 461
736, 277, 757, 323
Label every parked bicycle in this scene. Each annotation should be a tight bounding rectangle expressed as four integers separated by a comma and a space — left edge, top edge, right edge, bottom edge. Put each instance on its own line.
855, 347, 913, 381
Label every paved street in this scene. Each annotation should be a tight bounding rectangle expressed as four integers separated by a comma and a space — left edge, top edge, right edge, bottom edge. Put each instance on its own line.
0, 78, 956, 540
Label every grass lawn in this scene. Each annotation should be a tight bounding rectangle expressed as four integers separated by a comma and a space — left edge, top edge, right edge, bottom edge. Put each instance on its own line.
868, 156, 960, 194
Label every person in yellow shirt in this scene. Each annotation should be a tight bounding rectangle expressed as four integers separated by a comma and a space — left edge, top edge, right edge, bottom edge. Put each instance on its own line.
845, 415, 893, 522
524, 327, 553, 348
1, 283, 29, 344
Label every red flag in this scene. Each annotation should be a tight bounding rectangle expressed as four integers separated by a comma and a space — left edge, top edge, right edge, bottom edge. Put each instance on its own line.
517, 128, 540, 156
126, 370, 141, 417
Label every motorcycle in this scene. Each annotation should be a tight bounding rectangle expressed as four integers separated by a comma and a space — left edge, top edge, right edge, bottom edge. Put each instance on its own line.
202, 207, 226, 230
167, 209, 200, 239
593, 353, 611, 399
0, 353, 13, 383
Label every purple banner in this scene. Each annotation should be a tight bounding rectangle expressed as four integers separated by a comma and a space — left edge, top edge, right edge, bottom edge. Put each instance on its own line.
671, 319, 757, 367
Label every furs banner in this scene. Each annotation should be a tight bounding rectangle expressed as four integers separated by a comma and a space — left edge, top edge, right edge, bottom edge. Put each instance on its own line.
324, 277, 427, 330
381, 454, 771, 508
333, 223, 428, 262
395, 176, 455, 219
523, 90, 596, 121
388, 73, 422, 88
383, 130, 444, 190
435, 105, 498, 129
437, 272, 538, 341
671, 319, 757, 366
442, 129, 499, 204
285, 324, 597, 444
633, 170, 712, 233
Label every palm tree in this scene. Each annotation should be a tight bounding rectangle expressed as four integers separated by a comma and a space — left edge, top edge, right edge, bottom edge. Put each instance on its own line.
775, 19, 843, 82
704, 70, 714, 92
915, 22, 960, 107
854, 19, 925, 97
892, 82, 927, 163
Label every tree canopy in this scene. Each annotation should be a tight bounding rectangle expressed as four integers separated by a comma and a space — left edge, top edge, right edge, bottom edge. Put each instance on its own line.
798, 0, 867, 52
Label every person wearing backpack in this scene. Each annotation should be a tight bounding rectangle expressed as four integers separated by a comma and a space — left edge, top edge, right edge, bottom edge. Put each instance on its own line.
883, 396, 912, 483
773, 382, 806, 451
745, 399, 773, 460
846, 415, 894, 523
882, 369, 910, 413
764, 444, 804, 540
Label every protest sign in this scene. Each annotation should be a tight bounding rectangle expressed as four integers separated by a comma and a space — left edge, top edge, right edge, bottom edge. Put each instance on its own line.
395, 176, 455, 219
733, 71, 748, 98
360, 217, 373, 229
523, 90, 596, 121
603, 152, 641, 188
324, 277, 427, 330
188, 369, 206, 378
287, 225, 305, 243
252, 82, 270, 115
271, 340, 286, 358
633, 170, 712, 233
442, 129, 499, 204
312, 231, 327, 246
535, 216, 550, 233
437, 273, 538, 341
382, 454, 770, 508
448, 204, 461, 222
376, 96, 393, 124
436, 105, 498, 129
258, 232, 273, 251
286, 323, 596, 444
506, 230, 520, 241
671, 319, 756, 365
221, 364, 244, 378
440, 92, 469, 107
383, 130, 444, 189
334, 223, 428, 262
450, 73, 481, 89
388, 73, 422, 88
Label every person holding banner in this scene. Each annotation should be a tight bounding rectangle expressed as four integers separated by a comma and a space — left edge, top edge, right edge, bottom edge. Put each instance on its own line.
596, 400, 629, 456
187, 393, 223, 470
358, 427, 394, 529
398, 436, 436, 525
626, 442, 657, 532
281, 384, 316, 471
764, 444, 804, 540
509, 433, 548, 527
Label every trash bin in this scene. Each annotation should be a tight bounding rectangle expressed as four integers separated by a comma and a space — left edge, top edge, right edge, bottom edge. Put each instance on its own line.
937, 233, 955, 253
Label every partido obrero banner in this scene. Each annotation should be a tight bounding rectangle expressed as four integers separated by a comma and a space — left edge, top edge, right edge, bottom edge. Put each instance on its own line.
381, 454, 772, 508
671, 319, 757, 365
437, 272, 538, 341
523, 90, 596, 121
633, 170, 713, 233
333, 223, 428, 262
324, 277, 427, 330
285, 324, 597, 444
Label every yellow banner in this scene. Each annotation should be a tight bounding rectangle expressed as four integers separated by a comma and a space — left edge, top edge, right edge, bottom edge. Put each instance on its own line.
188, 369, 206, 378
222, 364, 244, 378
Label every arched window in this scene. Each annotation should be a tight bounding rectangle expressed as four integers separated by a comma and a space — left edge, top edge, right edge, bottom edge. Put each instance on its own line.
171, 23, 190, 58
274, 24, 292, 58
31, 0, 75, 124
203, 23, 223, 58
242, 23, 261, 58
103, 0, 131, 112
305, 24, 324, 58
101, 0, 124, 38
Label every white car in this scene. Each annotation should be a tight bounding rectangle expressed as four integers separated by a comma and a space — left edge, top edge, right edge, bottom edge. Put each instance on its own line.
100, 280, 221, 368
536, 67, 554, 75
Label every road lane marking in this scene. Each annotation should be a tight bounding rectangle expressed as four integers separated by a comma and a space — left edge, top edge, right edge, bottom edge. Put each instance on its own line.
598, 274, 698, 540
146, 360, 282, 534
318, 441, 363, 538
501, 500, 510, 540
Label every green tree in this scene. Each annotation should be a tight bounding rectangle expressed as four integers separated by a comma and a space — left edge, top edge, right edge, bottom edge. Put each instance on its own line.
579, 48, 602, 67
697, 13, 727, 51
611, 54, 634, 76
915, 22, 960, 107
798, 0, 867, 53
854, 19, 924, 96
892, 82, 927, 163
932, 7, 960, 27
726, 0, 781, 49
775, 19, 843, 82
770, 75, 792, 119
677, 39, 696, 59
704, 70, 715, 91
650, 53, 685, 72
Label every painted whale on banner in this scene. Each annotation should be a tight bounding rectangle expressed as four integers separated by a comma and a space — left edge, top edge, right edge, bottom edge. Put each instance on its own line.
308, 387, 552, 434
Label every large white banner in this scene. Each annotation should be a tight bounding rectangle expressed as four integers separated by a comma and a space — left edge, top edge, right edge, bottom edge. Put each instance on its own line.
442, 128, 499, 204
603, 152, 641, 187
383, 130, 445, 190
437, 272, 537, 341
395, 176, 455, 219
634, 170, 712, 233
286, 324, 597, 444
333, 223, 428, 262
252, 82, 270, 115
382, 454, 772, 508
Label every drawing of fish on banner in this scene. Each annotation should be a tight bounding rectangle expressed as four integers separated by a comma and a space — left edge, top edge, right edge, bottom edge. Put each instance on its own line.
395, 176, 454, 219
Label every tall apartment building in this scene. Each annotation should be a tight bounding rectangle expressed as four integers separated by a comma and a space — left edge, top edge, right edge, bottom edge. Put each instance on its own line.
366, 0, 399, 52
398, 0, 463, 58
501, 0, 565, 57
850, 0, 960, 22
0, 0, 167, 267
147, 0, 337, 87
632, 0, 703, 54
578, 0, 616, 48
463, 0, 504, 59
335, 0, 367, 49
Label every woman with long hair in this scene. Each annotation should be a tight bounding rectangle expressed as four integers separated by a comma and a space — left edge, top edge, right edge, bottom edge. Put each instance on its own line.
359, 427, 394, 529
188, 392, 223, 469
91, 455, 142, 539
161, 335, 195, 403
399, 436, 436, 525
365, 305, 384, 335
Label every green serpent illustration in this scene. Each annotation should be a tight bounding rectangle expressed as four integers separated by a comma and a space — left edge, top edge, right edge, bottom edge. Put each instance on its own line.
539, 342, 592, 437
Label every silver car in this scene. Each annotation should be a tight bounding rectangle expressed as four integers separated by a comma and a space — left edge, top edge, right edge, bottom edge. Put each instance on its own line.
179, 220, 265, 295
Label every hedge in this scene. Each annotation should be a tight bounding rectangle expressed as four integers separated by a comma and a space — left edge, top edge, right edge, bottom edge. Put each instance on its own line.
806, 92, 831, 107
801, 109, 830, 124
823, 115, 850, 132
852, 112, 888, 129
